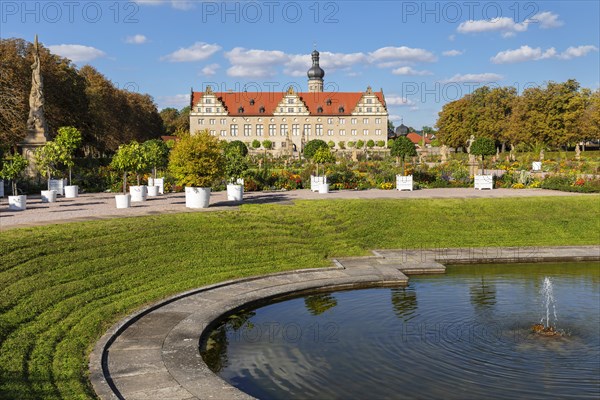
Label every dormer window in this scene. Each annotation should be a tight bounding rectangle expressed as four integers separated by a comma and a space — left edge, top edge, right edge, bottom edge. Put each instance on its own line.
317, 106, 323, 113
250, 99, 255, 106
338, 106, 345, 113
326, 99, 332, 105
238, 106, 244, 113
259, 106, 265, 113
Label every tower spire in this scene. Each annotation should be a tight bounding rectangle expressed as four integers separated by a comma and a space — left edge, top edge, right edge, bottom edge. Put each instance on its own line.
307, 48, 325, 93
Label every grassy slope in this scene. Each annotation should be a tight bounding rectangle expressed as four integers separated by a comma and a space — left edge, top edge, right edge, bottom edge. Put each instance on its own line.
0, 197, 599, 399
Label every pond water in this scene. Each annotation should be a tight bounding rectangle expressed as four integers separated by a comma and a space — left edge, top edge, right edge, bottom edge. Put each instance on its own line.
201, 262, 600, 399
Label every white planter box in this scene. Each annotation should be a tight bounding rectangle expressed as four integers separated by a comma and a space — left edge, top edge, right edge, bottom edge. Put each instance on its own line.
227, 184, 244, 201
41, 190, 57, 203
185, 187, 211, 208
318, 182, 330, 194
310, 175, 327, 192
147, 186, 159, 197
64, 185, 79, 198
130, 185, 147, 202
148, 177, 165, 194
474, 174, 494, 190
396, 175, 414, 191
532, 161, 542, 171
115, 194, 131, 209
8, 195, 26, 211
49, 179, 67, 196
0, 180, 3, 197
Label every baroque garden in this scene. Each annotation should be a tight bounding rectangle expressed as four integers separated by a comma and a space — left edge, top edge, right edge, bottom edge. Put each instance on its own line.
0, 37, 599, 400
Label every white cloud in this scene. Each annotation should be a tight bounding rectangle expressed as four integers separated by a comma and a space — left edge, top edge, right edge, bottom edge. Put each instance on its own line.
47, 44, 106, 63
442, 73, 503, 83
491, 45, 597, 63
370, 46, 437, 63
386, 95, 415, 106
125, 34, 147, 45
157, 94, 189, 109
557, 45, 598, 60
201, 63, 220, 76
457, 17, 528, 37
448, 34, 456, 41
391, 66, 432, 76
442, 50, 463, 57
161, 42, 221, 62
227, 65, 274, 78
526, 11, 563, 29
224, 48, 289, 78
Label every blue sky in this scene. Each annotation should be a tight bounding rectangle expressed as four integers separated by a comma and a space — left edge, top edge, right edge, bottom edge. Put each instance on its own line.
2, 0, 599, 129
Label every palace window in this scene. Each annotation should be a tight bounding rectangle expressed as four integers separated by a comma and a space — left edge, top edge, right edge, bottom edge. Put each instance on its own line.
327, 118, 333, 124
339, 118, 345, 124
206, 108, 212, 113
269, 124, 276, 136
205, 99, 212, 104
363, 118, 369, 124
220, 130, 227, 137
292, 124, 300, 136
375, 118, 381, 124
366, 98, 373, 104
351, 129, 357, 136
250, 99, 255, 105
327, 129, 334, 136
316, 124, 323, 136
375, 129, 382, 136
351, 118, 357, 125
209, 119, 215, 125
363, 129, 369, 136
210, 130, 216, 136
259, 106, 265, 113
244, 124, 251, 136
288, 107, 294, 113
230, 124, 238, 136
220, 119, 227, 125
339, 129, 346, 136
280, 124, 288, 136
256, 124, 264, 136
303, 124, 311, 136
198, 119, 204, 125
366, 107, 372, 113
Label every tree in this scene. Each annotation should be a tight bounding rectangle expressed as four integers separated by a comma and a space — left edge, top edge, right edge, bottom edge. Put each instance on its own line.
262, 140, 273, 150
34, 141, 61, 190
142, 139, 170, 180
390, 136, 417, 175
224, 146, 248, 184
251, 139, 261, 149
327, 140, 335, 149
356, 140, 365, 149
225, 140, 248, 157
54, 126, 82, 185
376, 140, 385, 148
303, 139, 328, 159
578, 89, 600, 145
312, 147, 336, 177
0, 153, 28, 196
338, 141, 346, 149
366, 139, 375, 149
470, 137, 496, 174
110, 141, 146, 193
347, 141, 356, 148
168, 131, 224, 188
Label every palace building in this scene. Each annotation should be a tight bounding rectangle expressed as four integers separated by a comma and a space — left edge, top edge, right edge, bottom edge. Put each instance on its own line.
189, 50, 389, 154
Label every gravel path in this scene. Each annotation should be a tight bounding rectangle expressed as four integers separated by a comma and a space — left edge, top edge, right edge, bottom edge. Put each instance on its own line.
0, 188, 591, 230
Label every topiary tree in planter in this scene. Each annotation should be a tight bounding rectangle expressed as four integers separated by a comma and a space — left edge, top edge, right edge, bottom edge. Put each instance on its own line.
470, 137, 496, 174
225, 140, 248, 157
251, 139, 261, 150
262, 140, 273, 150
225, 146, 248, 184
390, 136, 417, 175
338, 141, 346, 149
327, 140, 335, 149
356, 140, 365, 150
376, 140, 385, 148
168, 131, 224, 188
312, 147, 336, 177
0, 153, 28, 196
34, 141, 61, 190
111, 141, 146, 194
54, 126, 82, 186
142, 139, 170, 180
347, 141, 356, 149
366, 139, 375, 149
303, 139, 328, 159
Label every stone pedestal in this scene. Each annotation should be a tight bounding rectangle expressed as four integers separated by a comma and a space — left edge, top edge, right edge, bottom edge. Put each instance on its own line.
18, 139, 46, 178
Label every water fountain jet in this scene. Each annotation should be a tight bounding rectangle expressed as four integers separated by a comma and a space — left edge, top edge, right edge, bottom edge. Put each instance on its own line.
532, 277, 563, 337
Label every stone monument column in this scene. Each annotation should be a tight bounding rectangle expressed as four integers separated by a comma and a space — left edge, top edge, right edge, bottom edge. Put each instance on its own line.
18, 35, 49, 177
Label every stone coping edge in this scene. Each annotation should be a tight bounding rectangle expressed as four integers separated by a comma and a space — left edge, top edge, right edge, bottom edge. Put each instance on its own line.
89, 245, 600, 400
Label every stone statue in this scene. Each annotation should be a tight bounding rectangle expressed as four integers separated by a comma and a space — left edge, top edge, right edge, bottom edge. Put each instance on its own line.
440, 145, 449, 162
575, 144, 581, 161
540, 148, 545, 162
25, 35, 48, 142
466, 135, 475, 154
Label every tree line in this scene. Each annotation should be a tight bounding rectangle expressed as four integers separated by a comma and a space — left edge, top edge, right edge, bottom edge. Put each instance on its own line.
0, 38, 165, 155
435, 80, 600, 151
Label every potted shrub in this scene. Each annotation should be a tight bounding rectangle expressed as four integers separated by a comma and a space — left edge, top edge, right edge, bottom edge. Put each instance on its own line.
168, 131, 224, 208
0, 153, 29, 210
312, 147, 336, 193
304, 139, 329, 191
110, 142, 144, 208
471, 137, 496, 190
143, 139, 169, 196
225, 142, 248, 201
34, 141, 61, 202
390, 136, 417, 191
55, 127, 82, 198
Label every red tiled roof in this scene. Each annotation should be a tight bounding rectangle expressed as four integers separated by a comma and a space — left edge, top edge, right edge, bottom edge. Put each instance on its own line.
191, 91, 386, 116
407, 132, 431, 145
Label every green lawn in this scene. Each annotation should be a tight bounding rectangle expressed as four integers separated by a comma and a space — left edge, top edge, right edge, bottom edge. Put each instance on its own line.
1, 197, 599, 399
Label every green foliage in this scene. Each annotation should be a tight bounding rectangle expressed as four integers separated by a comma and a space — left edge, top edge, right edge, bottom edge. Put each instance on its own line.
470, 137, 496, 157
0, 153, 28, 195
366, 139, 375, 148
356, 140, 365, 149
225, 140, 248, 157
262, 140, 273, 150
347, 141, 356, 148
55, 126, 83, 184
312, 147, 336, 165
303, 139, 329, 159
225, 147, 249, 183
327, 140, 335, 149
376, 140, 385, 148
142, 139, 170, 179
168, 131, 224, 188
251, 139, 261, 149
111, 141, 146, 193
338, 141, 346, 149
34, 142, 61, 182
390, 136, 417, 160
